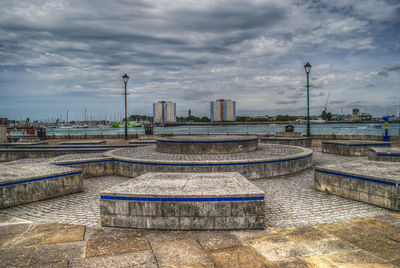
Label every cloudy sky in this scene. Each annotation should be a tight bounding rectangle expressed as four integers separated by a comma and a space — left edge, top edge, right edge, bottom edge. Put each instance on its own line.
0, 0, 399, 121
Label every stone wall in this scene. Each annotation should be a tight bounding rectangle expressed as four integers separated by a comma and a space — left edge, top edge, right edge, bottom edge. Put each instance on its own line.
113, 154, 313, 180
0, 169, 83, 208
54, 159, 115, 177
100, 199, 265, 230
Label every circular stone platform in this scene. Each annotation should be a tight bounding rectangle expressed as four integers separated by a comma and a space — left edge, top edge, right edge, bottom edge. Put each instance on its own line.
105, 144, 313, 179
156, 135, 258, 154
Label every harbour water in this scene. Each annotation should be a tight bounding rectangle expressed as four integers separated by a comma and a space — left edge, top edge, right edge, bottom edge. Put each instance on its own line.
40, 123, 400, 136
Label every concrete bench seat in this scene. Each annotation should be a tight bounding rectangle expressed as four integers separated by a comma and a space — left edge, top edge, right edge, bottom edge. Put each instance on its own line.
315, 161, 400, 211
260, 137, 312, 147
0, 163, 83, 208
100, 172, 265, 230
368, 147, 400, 162
322, 140, 391, 156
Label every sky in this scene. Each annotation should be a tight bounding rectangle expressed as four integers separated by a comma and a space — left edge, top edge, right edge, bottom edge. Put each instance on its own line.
0, 0, 399, 121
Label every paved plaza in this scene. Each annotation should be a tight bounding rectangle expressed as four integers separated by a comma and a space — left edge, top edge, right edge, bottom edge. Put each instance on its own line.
0, 149, 390, 228
1, 146, 400, 267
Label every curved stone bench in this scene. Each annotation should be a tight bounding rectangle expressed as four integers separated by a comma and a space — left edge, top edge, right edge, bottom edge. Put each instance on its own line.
100, 172, 265, 230
368, 147, 400, 162
106, 144, 313, 180
156, 135, 258, 154
322, 140, 391, 156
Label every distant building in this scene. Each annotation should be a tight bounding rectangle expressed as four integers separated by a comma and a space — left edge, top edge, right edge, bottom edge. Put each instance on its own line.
210, 99, 236, 122
153, 101, 176, 125
360, 113, 372, 121
188, 109, 192, 117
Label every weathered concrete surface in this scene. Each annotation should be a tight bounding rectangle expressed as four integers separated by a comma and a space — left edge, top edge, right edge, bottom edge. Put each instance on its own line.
260, 137, 312, 148
156, 135, 259, 154
369, 146, 400, 162
86, 233, 150, 257
1, 213, 399, 267
148, 231, 215, 267
315, 160, 400, 211
100, 172, 265, 230
322, 140, 391, 156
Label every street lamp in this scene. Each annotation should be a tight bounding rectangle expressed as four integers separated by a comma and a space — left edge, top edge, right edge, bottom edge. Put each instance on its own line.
122, 73, 130, 140
304, 62, 311, 137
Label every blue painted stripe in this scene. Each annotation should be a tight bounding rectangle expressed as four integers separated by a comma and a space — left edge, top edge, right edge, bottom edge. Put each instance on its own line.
157, 139, 258, 144
0, 145, 143, 149
129, 142, 156, 144
376, 153, 400, 157
59, 142, 106, 145
56, 159, 113, 165
0, 171, 82, 187
115, 153, 312, 166
101, 195, 264, 202
0, 149, 108, 153
315, 169, 398, 187
322, 142, 391, 147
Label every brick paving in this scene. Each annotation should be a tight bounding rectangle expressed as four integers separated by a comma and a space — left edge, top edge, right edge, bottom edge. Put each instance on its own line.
0, 148, 390, 228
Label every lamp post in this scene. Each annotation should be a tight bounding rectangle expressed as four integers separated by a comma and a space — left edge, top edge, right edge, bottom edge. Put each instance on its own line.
122, 74, 130, 140
304, 62, 311, 137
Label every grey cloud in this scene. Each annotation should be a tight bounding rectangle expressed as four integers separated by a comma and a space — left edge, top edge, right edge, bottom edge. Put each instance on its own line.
275, 100, 298, 105
0, 0, 398, 119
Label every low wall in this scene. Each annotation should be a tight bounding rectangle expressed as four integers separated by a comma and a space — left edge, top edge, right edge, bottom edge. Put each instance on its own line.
156, 136, 259, 154
112, 153, 313, 180
0, 166, 83, 208
322, 141, 391, 156
0, 149, 109, 162
368, 148, 400, 162
39, 133, 400, 142
315, 165, 399, 211
54, 159, 115, 177
260, 137, 311, 148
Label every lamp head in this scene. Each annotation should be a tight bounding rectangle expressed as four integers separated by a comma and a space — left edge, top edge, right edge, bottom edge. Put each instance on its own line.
304, 62, 311, 74
122, 73, 130, 84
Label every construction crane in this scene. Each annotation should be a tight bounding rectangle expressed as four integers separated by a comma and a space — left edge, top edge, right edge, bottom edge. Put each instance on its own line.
323, 91, 330, 114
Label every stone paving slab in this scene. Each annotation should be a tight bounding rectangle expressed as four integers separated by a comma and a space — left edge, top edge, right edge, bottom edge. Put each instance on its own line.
147, 231, 215, 267
1, 212, 399, 267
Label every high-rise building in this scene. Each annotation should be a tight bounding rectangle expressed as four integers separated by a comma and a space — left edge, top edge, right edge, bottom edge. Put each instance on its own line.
153, 101, 176, 125
210, 99, 236, 122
